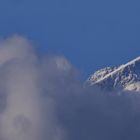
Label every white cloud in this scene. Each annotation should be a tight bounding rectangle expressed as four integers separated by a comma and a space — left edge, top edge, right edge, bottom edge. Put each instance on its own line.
0, 35, 139, 140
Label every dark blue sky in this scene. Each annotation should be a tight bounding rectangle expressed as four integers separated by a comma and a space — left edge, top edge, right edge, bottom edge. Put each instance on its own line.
0, 0, 140, 78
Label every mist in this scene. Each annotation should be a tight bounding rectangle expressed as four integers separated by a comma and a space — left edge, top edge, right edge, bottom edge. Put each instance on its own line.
0, 35, 140, 140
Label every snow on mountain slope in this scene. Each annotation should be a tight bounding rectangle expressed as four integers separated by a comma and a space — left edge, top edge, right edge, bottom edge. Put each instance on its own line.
86, 56, 140, 92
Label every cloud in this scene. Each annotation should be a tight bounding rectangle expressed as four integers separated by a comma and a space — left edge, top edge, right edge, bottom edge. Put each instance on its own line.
0, 35, 140, 140
0, 35, 66, 140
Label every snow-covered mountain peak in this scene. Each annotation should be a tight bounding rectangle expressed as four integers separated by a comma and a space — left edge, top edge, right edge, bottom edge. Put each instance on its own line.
86, 56, 140, 92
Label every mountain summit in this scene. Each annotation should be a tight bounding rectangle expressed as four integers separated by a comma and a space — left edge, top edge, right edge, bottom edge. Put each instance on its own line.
86, 56, 140, 92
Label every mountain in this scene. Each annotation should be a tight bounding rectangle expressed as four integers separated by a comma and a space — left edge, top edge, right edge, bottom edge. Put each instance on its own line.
86, 56, 140, 92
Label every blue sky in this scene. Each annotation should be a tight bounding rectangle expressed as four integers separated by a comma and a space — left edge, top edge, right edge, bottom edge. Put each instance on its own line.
0, 0, 140, 78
